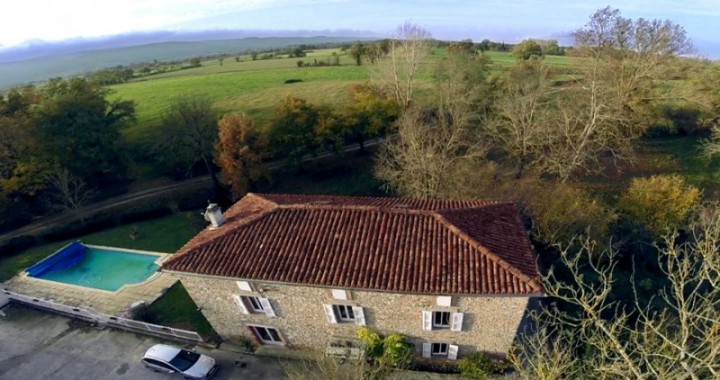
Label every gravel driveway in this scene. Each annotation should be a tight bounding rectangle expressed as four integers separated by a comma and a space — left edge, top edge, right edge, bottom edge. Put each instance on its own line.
0, 304, 285, 380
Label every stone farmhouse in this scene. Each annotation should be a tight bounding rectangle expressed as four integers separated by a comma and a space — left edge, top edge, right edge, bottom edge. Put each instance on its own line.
162, 193, 544, 360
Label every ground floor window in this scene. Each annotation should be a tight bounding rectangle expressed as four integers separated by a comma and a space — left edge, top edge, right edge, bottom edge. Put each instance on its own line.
422, 342, 459, 360
249, 325, 283, 345
431, 343, 448, 356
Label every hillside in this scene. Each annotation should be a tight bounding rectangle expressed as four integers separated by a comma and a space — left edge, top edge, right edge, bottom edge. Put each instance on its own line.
0, 36, 371, 89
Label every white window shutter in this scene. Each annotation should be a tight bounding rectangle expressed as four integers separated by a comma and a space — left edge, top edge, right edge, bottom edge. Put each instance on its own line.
259, 297, 276, 317
451, 312, 464, 332
236, 281, 253, 292
323, 304, 338, 324
331, 289, 348, 300
448, 344, 459, 360
422, 343, 431, 358
422, 310, 432, 331
233, 295, 249, 314
436, 296, 452, 307
352, 306, 366, 326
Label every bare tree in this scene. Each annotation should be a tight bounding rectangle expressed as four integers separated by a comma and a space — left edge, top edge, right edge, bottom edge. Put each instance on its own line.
375, 48, 496, 199
486, 61, 552, 178
512, 203, 720, 379
373, 21, 433, 108
531, 7, 693, 181
375, 108, 487, 199
46, 167, 91, 214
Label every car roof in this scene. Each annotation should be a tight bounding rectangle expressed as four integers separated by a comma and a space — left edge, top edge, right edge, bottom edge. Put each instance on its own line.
144, 344, 182, 361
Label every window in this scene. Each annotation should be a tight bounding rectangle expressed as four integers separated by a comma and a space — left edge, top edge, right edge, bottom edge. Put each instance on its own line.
422, 310, 464, 331
433, 311, 451, 328
249, 325, 283, 345
245, 296, 264, 313
233, 295, 276, 317
168, 350, 200, 372
334, 304, 355, 322
422, 343, 459, 360
323, 304, 366, 325
431, 343, 448, 356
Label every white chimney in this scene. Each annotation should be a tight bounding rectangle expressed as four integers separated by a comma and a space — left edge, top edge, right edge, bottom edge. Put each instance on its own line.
203, 203, 225, 229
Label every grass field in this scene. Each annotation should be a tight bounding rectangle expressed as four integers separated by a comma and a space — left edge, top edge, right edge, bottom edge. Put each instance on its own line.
112, 48, 373, 145
111, 48, 573, 146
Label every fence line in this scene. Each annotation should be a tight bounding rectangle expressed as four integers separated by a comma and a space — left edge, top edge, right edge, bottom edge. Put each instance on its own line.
2, 289, 203, 344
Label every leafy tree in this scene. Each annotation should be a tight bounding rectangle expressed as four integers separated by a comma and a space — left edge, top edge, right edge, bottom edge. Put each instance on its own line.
448, 39, 476, 55
34, 78, 134, 183
348, 43, 366, 66
215, 113, 267, 200
619, 174, 701, 236
313, 105, 345, 153
189, 57, 201, 67
157, 94, 220, 189
266, 95, 321, 164
512, 39, 543, 60
342, 84, 401, 152
536, 39, 561, 55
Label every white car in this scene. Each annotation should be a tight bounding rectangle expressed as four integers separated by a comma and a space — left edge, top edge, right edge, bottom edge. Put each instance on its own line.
141, 344, 218, 379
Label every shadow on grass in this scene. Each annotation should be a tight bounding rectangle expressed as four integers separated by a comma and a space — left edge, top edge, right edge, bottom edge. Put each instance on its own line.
142, 281, 221, 344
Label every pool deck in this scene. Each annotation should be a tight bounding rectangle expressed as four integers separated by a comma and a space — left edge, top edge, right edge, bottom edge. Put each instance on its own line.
2, 271, 178, 315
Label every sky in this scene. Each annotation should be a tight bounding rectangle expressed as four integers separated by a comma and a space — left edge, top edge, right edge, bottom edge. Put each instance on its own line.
1, 0, 718, 57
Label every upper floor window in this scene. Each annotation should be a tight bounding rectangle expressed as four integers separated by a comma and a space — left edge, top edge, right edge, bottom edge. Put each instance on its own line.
422, 310, 464, 331
233, 295, 276, 317
323, 304, 366, 325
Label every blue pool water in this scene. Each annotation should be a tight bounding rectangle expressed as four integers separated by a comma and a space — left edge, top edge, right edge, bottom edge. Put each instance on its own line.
27, 242, 160, 291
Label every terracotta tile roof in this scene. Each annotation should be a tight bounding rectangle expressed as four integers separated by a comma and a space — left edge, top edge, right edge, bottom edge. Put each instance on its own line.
163, 193, 544, 295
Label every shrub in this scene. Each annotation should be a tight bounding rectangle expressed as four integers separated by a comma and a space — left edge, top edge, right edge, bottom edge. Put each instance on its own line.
619, 174, 701, 236
357, 326, 383, 359
379, 333, 413, 369
458, 352, 509, 379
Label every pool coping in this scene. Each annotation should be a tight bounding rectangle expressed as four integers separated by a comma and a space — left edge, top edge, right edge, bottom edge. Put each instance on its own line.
22, 241, 170, 295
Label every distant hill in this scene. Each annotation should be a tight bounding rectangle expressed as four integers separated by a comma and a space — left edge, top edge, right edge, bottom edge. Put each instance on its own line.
0, 36, 370, 89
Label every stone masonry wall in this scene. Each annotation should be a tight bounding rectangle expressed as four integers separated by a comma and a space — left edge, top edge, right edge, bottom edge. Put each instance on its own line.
174, 273, 531, 358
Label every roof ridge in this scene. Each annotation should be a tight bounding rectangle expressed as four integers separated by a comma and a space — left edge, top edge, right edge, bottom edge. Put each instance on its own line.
432, 209, 544, 293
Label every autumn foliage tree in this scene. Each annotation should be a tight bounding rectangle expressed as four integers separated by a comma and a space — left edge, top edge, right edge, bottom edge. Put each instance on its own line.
619, 174, 701, 236
215, 113, 266, 199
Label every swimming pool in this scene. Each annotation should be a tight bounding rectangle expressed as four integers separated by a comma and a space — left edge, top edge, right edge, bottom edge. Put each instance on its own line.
26, 242, 162, 291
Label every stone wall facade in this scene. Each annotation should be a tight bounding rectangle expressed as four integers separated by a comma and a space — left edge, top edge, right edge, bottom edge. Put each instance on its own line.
172, 272, 532, 359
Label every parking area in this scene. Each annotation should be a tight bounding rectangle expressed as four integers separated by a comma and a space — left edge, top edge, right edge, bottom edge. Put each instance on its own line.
0, 304, 286, 380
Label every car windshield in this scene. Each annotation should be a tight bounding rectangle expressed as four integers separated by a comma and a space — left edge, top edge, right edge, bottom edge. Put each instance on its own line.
168, 350, 201, 372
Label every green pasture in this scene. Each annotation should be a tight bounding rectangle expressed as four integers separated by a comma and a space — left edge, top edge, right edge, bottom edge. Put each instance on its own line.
111, 48, 576, 146
113, 61, 371, 144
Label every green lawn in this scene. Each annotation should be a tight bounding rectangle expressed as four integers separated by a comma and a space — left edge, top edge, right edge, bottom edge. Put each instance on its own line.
143, 282, 221, 343
0, 212, 204, 282
580, 135, 720, 201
